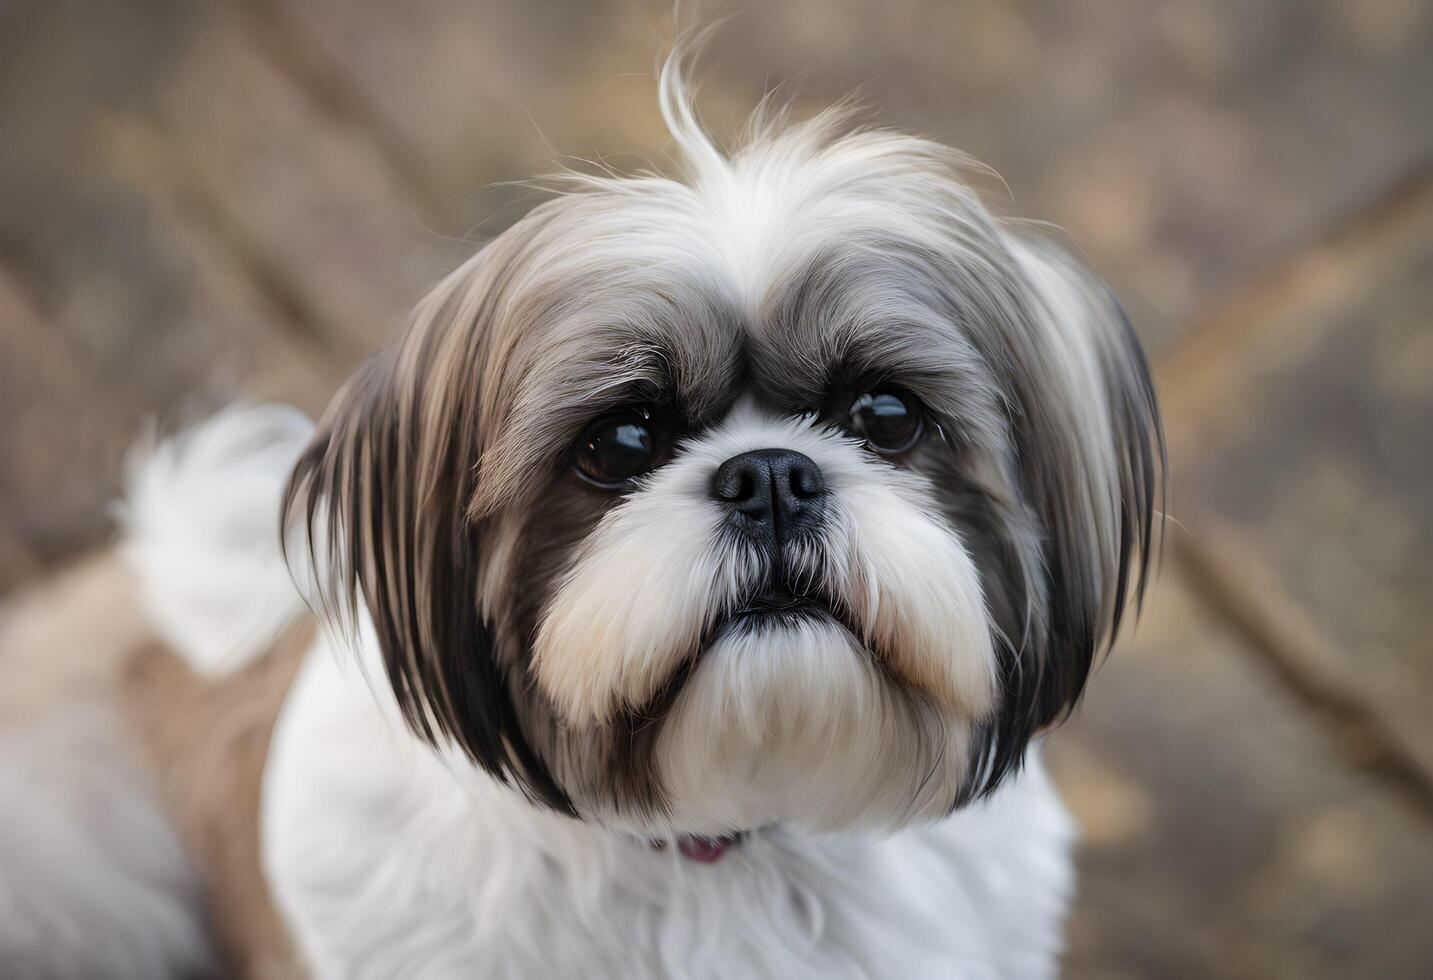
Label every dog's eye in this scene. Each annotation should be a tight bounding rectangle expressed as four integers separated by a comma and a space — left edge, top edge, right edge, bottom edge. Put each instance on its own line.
847, 388, 924, 454
573, 411, 661, 488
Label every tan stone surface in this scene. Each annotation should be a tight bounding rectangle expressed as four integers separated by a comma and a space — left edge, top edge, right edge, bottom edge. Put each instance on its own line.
1051, 566, 1433, 979
0, 0, 338, 582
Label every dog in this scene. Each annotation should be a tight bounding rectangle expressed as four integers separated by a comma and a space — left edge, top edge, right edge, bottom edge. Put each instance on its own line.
113, 52, 1163, 979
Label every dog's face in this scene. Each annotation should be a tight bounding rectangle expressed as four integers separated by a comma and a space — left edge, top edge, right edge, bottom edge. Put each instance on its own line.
287, 87, 1162, 840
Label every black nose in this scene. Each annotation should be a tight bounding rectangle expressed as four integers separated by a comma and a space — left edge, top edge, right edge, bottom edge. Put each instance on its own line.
711, 449, 826, 543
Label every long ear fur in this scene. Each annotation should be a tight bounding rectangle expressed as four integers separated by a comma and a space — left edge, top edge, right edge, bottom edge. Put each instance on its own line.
282, 300, 574, 815
970, 236, 1165, 798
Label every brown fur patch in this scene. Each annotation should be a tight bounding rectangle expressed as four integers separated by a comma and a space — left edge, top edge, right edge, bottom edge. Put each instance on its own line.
120, 620, 314, 980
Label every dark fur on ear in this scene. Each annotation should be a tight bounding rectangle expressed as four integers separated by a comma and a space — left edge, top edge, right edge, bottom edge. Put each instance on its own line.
283, 334, 575, 815
963, 240, 1165, 802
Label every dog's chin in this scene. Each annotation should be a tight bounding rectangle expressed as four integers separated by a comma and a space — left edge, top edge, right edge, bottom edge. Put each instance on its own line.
640, 613, 974, 839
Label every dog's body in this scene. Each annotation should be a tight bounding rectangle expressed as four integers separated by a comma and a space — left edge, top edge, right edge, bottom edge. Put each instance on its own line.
97, 54, 1162, 979
266, 592, 1074, 980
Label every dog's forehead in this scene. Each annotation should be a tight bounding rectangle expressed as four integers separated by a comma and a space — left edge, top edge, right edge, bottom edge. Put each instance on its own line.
514, 224, 993, 392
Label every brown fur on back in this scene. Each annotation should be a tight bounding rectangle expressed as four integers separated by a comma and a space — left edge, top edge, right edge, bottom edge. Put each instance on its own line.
121, 620, 313, 980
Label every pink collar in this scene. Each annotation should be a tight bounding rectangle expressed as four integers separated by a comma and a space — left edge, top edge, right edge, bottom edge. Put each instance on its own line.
655, 834, 740, 863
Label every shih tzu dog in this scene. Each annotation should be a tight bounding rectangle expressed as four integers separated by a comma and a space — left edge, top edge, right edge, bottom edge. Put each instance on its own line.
115, 53, 1161, 980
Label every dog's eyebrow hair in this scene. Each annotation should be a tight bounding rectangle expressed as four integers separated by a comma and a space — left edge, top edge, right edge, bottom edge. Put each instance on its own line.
753, 246, 1009, 434
470, 346, 688, 519
525, 376, 670, 446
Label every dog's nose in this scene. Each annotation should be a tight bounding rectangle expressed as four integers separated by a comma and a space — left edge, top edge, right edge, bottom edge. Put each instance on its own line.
711, 449, 826, 541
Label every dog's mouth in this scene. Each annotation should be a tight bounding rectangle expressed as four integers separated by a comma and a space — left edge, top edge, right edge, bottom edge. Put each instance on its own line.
731, 585, 825, 624
719, 577, 870, 649
722, 563, 857, 631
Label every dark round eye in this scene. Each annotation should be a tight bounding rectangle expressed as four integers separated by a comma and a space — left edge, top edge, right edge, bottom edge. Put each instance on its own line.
847, 388, 924, 454
573, 411, 661, 488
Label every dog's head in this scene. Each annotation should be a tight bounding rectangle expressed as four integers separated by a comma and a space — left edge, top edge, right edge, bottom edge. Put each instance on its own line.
285, 62, 1163, 840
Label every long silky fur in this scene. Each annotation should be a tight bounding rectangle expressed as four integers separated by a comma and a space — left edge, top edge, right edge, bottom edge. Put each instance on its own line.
283, 342, 575, 815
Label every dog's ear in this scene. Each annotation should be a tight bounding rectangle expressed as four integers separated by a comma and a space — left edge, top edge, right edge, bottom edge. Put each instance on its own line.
970, 238, 1165, 797
284, 331, 574, 814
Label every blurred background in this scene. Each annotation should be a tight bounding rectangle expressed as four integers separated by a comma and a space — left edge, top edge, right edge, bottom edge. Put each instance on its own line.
1, 0, 1431, 976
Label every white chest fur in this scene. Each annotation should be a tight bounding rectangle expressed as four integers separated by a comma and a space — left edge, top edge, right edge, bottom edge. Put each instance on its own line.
261, 637, 1075, 980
